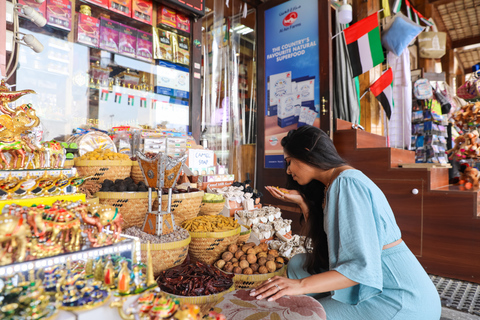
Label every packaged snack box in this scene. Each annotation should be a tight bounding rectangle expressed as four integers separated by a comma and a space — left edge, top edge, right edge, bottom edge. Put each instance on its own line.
81, 0, 108, 9
76, 12, 99, 47
109, 0, 131, 17
176, 13, 190, 33
132, 0, 152, 25
157, 5, 176, 28
46, 0, 71, 31
136, 30, 152, 62
155, 28, 173, 61
277, 93, 301, 128
267, 71, 292, 116
175, 35, 190, 65
119, 24, 137, 58
100, 17, 121, 53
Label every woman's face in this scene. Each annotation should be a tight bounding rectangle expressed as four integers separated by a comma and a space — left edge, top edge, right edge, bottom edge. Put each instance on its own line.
284, 154, 317, 185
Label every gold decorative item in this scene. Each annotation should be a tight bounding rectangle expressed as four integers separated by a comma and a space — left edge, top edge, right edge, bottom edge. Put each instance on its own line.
146, 241, 155, 287
0, 213, 30, 265
80, 203, 123, 247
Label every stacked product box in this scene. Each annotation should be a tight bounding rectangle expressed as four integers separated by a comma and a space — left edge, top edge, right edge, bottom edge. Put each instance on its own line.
155, 60, 189, 99
46, 0, 71, 31
176, 13, 190, 33
131, 0, 152, 24
293, 76, 315, 110
136, 30, 153, 62
267, 71, 292, 116
99, 17, 121, 53
119, 24, 137, 58
298, 107, 317, 127
155, 28, 174, 62
82, 0, 108, 9
143, 137, 166, 153
157, 5, 176, 28
109, 0, 131, 17
76, 13, 100, 47
166, 137, 186, 158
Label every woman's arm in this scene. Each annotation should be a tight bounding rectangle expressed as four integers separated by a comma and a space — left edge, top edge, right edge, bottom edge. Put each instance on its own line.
250, 271, 358, 301
265, 186, 309, 220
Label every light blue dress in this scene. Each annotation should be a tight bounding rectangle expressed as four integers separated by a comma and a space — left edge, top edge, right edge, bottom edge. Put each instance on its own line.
287, 170, 441, 320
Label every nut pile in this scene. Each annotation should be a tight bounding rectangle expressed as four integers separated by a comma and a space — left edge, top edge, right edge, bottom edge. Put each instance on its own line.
181, 215, 239, 232
79, 148, 130, 160
100, 178, 148, 192
123, 226, 189, 244
214, 242, 284, 275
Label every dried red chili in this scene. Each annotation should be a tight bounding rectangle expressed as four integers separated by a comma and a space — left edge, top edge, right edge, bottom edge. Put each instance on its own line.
157, 261, 234, 296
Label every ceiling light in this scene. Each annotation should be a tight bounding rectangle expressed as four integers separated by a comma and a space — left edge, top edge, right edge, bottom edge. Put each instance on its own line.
233, 24, 246, 31
338, 0, 352, 24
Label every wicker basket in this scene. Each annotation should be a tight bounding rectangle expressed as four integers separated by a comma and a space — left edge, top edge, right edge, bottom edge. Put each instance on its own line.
96, 191, 156, 230
140, 235, 191, 277
153, 191, 204, 225
220, 264, 287, 290
131, 161, 145, 184
167, 284, 234, 317
188, 227, 241, 265
64, 160, 74, 168
74, 159, 132, 183
198, 200, 225, 216
237, 225, 251, 244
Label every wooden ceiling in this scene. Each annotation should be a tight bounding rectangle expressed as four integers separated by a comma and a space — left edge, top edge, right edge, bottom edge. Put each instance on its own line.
431, 0, 480, 71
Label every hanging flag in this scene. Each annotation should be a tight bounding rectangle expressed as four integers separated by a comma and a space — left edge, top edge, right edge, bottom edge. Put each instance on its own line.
128, 95, 135, 106
405, 0, 413, 20
381, 0, 391, 18
151, 99, 157, 109
392, 0, 402, 14
344, 12, 385, 78
101, 89, 109, 101
370, 68, 394, 119
140, 97, 147, 108
115, 92, 122, 103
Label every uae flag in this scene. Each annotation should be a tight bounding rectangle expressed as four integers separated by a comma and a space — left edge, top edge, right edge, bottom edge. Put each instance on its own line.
344, 12, 384, 78
370, 68, 394, 119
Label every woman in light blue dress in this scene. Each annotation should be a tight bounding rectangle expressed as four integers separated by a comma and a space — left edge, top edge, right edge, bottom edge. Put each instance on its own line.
250, 126, 441, 319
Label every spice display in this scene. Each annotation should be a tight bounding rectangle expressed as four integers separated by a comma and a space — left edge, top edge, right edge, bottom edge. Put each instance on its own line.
124, 226, 189, 243
202, 193, 225, 202
157, 260, 234, 296
79, 148, 130, 160
78, 180, 102, 198
181, 215, 239, 232
214, 242, 283, 275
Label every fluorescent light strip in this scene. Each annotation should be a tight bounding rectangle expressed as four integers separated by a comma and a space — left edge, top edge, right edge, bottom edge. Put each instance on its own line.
233, 24, 246, 31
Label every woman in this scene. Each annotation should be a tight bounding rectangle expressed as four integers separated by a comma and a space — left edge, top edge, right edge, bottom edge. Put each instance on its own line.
250, 126, 441, 319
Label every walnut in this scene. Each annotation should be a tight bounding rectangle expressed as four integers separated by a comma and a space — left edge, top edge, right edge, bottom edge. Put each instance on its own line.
233, 267, 243, 274
258, 266, 268, 274
237, 241, 245, 246
259, 243, 269, 252
245, 242, 256, 248
268, 249, 279, 257
250, 263, 259, 272
239, 260, 250, 269
231, 258, 238, 264
254, 271, 259, 274
247, 248, 256, 255
266, 254, 275, 261
235, 250, 245, 259
228, 244, 238, 253
239, 255, 247, 261
257, 252, 267, 259
258, 257, 267, 266
275, 262, 283, 270
243, 267, 253, 275
275, 257, 284, 264
222, 251, 233, 261
215, 259, 226, 269
266, 261, 276, 273
232, 262, 239, 267
224, 263, 234, 273
242, 245, 252, 253
246, 254, 257, 264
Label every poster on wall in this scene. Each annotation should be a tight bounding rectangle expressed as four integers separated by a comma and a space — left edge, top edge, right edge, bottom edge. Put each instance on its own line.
264, 0, 320, 169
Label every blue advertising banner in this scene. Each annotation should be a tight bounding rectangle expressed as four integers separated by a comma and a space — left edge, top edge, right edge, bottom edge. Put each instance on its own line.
264, 0, 320, 168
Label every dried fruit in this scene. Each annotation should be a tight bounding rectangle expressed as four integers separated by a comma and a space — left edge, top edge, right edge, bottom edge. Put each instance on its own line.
246, 254, 257, 264
239, 260, 249, 269
275, 262, 283, 270
258, 257, 267, 266
266, 254, 275, 261
232, 262, 239, 267
266, 261, 276, 273
233, 267, 243, 274
275, 257, 284, 264
250, 263, 259, 272
258, 266, 268, 274
231, 258, 238, 264
241, 245, 251, 253
259, 243, 268, 251
243, 267, 253, 275
268, 249, 279, 257
228, 244, 238, 253
239, 255, 247, 261
222, 252, 233, 262
235, 250, 245, 259
247, 248, 256, 255
215, 260, 226, 269
224, 264, 234, 273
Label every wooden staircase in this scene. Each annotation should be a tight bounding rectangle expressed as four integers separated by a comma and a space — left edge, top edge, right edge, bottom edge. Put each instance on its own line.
334, 119, 480, 283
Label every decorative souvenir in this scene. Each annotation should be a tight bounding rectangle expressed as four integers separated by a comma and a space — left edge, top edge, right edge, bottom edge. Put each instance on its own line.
80, 203, 123, 247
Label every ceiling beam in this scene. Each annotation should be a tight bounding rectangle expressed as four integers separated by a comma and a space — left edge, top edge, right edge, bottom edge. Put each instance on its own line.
452, 36, 480, 49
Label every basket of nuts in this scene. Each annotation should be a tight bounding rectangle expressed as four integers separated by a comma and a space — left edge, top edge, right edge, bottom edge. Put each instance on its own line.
182, 215, 241, 265
74, 148, 132, 183
214, 242, 286, 289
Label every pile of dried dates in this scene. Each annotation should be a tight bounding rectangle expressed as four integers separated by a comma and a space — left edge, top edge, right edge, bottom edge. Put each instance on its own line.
157, 261, 234, 296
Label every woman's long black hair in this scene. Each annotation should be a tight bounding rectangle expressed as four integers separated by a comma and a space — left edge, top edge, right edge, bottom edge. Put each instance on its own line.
281, 125, 347, 274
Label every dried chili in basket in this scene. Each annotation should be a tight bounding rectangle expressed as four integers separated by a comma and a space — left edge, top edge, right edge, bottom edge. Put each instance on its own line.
157, 260, 234, 296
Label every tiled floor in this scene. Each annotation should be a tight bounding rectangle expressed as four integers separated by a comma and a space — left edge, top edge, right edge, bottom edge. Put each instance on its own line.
442, 307, 480, 319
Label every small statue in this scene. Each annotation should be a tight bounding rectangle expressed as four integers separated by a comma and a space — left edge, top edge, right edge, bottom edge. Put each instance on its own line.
117, 260, 131, 294
94, 259, 104, 282
104, 257, 115, 288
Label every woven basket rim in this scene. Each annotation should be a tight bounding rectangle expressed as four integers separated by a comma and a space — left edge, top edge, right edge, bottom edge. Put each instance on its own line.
217, 263, 286, 280
74, 159, 133, 166
189, 226, 241, 238
201, 199, 226, 204
96, 191, 158, 199
162, 190, 205, 200
165, 284, 235, 302
140, 234, 191, 250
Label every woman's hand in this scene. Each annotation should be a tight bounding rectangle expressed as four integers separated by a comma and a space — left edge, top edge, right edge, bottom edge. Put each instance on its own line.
249, 276, 304, 302
265, 186, 303, 205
